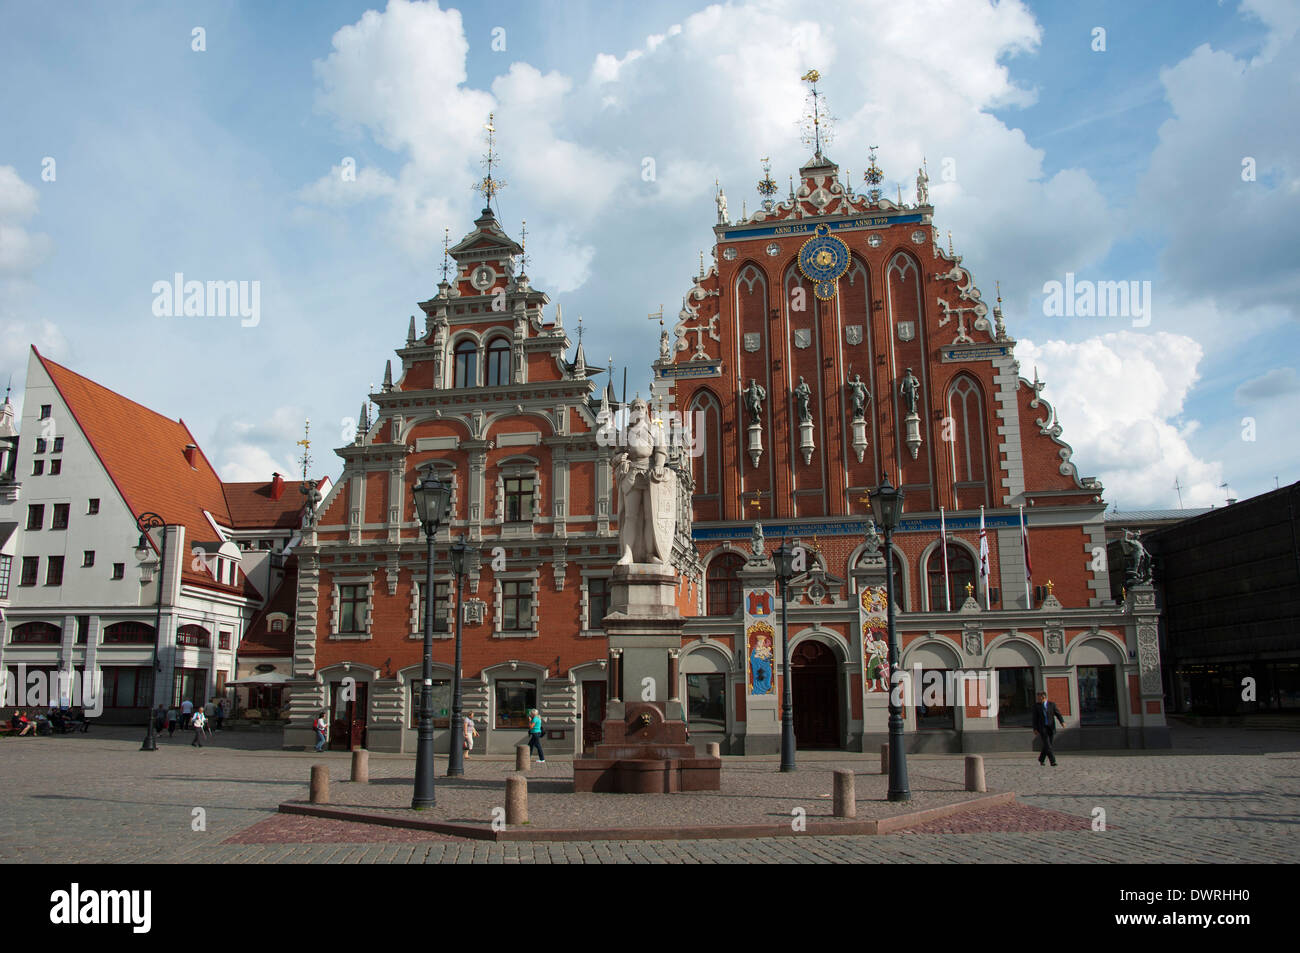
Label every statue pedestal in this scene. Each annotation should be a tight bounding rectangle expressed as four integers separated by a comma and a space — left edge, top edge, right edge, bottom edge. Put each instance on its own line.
573, 564, 722, 793
903, 412, 922, 460
747, 421, 763, 468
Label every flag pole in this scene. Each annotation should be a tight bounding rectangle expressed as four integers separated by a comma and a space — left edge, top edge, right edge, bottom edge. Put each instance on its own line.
1020, 504, 1032, 608
940, 506, 951, 611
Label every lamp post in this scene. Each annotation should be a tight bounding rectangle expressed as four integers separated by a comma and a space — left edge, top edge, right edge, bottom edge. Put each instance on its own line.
135, 512, 168, 752
446, 537, 470, 778
869, 474, 910, 801
774, 541, 797, 772
410, 469, 452, 810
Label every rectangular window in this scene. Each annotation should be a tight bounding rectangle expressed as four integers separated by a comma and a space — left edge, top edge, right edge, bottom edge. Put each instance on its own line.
82, 551, 95, 567
32, 459, 43, 476
52, 503, 69, 529
504, 477, 534, 522
34, 438, 47, 454
495, 679, 536, 729
39, 404, 51, 419
88, 498, 100, 514
50, 459, 62, 475
112, 563, 125, 580
75, 616, 90, 645
1077, 665, 1119, 726
417, 581, 451, 633
686, 673, 726, 728
502, 580, 532, 631
26, 505, 44, 530
916, 670, 956, 730
20, 556, 39, 587
218, 631, 231, 650
408, 679, 451, 729
0, 554, 10, 599
46, 556, 64, 586
997, 668, 1036, 728
338, 584, 368, 633
587, 576, 610, 629
52, 437, 64, 452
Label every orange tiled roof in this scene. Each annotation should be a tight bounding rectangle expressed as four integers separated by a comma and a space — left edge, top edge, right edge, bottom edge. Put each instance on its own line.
222, 479, 322, 530
35, 348, 272, 599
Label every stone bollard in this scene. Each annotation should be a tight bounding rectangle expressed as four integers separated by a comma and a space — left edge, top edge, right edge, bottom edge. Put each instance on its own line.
706, 742, 721, 759
964, 754, 986, 792
350, 749, 369, 783
880, 743, 890, 776
309, 764, 329, 804
515, 744, 530, 773
506, 773, 528, 825
833, 768, 856, 818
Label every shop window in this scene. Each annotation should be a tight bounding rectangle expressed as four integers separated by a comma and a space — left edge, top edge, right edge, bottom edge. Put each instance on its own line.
495, 679, 536, 729
997, 668, 1036, 728
686, 673, 726, 728
1077, 665, 1118, 725
408, 679, 451, 728
916, 669, 955, 729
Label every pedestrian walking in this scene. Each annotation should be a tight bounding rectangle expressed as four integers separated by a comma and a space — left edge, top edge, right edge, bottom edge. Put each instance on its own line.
526, 708, 545, 763
153, 704, 166, 734
215, 699, 225, 731
180, 698, 194, 729
462, 714, 478, 756
1032, 690, 1065, 766
166, 705, 178, 738
313, 711, 328, 752
191, 708, 206, 747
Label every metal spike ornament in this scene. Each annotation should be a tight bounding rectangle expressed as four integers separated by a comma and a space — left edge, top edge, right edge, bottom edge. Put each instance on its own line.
799, 70, 834, 157
757, 156, 778, 211
863, 145, 884, 203
440, 228, 450, 283
518, 219, 529, 274
473, 112, 507, 212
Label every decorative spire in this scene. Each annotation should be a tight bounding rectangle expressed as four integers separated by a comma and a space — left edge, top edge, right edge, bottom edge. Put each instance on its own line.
947, 230, 954, 256
296, 420, 312, 482
799, 69, 833, 158
789, 174, 795, 200
698, 250, 705, 279
407, 314, 417, 346
358, 402, 369, 438
518, 219, 529, 274
440, 227, 450, 283
573, 315, 587, 378
553, 301, 564, 330
863, 145, 883, 203
993, 280, 1006, 341
473, 112, 506, 211
756, 156, 778, 211
382, 360, 393, 392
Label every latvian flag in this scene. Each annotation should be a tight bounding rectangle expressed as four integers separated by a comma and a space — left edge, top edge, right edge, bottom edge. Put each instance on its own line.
978, 506, 990, 609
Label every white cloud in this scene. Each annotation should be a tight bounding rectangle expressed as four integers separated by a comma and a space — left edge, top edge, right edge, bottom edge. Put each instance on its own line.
210, 405, 321, 483
0, 166, 53, 276
1016, 332, 1225, 508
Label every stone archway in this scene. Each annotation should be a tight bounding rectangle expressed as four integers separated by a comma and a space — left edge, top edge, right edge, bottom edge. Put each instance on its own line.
791, 639, 841, 749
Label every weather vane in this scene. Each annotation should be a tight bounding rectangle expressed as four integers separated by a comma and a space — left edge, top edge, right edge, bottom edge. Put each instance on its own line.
440, 227, 450, 283
799, 69, 834, 156
473, 112, 506, 210
297, 419, 312, 482
756, 156, 778, 210
518, 219, 528, 273
863, 145, 883, 203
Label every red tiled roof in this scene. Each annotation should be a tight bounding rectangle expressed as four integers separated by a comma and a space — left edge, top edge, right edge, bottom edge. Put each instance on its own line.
240, 558, 296, 657
34, 348, 276, 599
222, 479, 325, 529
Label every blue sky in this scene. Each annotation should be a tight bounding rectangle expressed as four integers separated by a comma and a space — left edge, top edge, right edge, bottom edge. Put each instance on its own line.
2, 0, 1297, 508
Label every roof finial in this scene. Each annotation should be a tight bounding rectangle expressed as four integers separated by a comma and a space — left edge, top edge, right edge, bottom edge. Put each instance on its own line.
947, 230, 954, 256
518, 219, 528, 273
757, 157, 778, 210
799, 69, 833, 157
699, 250, 705, 279
297, 419, 312, 482
473, 112, 506, 212
863, 145, 883, 203
441, 227, 450, 282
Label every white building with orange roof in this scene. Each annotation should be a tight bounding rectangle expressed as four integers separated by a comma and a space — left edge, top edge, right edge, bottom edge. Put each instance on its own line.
0, 348, 327, 723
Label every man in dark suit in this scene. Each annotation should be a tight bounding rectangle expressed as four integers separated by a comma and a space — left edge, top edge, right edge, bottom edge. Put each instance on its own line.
1032, 691, 1065, 766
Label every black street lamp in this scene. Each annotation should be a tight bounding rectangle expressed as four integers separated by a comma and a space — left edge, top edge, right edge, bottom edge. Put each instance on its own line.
410, 468, 452, 810
869, 474, 910, 801
135, 512, 168, 752
774, 541, 797, 772
446, 537, 471, 778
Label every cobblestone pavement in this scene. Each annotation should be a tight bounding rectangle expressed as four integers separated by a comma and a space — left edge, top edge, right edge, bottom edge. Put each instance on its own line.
1, 722, 1296, 863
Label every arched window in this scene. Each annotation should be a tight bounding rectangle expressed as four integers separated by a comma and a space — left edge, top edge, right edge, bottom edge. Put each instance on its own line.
453, 339, 478, 388
485, 337, 511, 387
706, 552, 745, 616
10, 621, 61, 644
948, 375, 989, 506
104, 621, 156, 644
926, 544, 976, 611
176, 624, 211, 647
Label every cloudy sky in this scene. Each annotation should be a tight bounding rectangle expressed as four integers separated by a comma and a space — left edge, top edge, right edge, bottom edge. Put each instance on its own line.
1, 0, 1296, 509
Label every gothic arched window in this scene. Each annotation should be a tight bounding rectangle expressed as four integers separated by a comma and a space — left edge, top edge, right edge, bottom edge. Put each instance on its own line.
948, 374, 989, 506
453, 339, 478, 389
706, 552, 745, 616
926, 544, 976, 612
485, 337, 511, 387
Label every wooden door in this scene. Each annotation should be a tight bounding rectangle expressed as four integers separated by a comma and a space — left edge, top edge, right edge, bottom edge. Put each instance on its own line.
791, 640, 840, 749
582, 681, 607, 753
329, 681, 368, 751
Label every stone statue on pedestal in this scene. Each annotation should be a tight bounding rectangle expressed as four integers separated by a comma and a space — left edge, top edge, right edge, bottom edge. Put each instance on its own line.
612, 398, 676, 566
900, 367, 920, 416
794, 376, 813, 424
743, 378, 766, 425
846, 373, 870, 420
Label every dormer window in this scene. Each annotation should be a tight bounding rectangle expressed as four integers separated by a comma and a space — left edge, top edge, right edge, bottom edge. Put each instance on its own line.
454, 339, 478, 388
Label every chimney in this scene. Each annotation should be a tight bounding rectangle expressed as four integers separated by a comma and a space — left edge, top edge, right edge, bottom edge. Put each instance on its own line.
271, 472, 285, 500
183, 444, 198, 467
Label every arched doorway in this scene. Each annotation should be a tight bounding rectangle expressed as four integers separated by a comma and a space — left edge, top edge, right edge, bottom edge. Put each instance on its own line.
791, 640, 841, 749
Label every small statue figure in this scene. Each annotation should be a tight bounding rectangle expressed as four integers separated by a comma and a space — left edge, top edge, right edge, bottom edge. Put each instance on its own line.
743, 378, 766, 426
1120, 530, 1153, 586
659, 327, 671, 360
715, 183, 728, 224
793, 376, 813, 424
916, 164, 929, 205
300, 478, 323, 528
899, 367, 920, 417
846, 373, 870, 420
